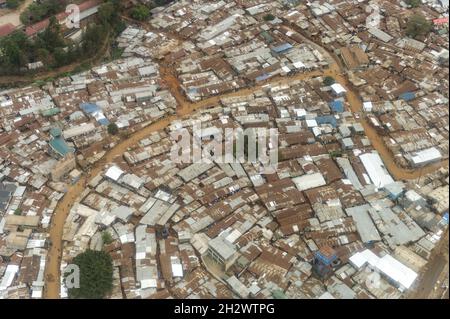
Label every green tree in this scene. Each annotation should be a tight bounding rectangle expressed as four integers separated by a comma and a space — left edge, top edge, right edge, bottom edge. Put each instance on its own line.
406, 14, 432, 38
263, 14, 275, 21
98, 1, 116, 25
53, 47, 69, 67
36, 48, 52, 65
102, 231, 114, 245
6, 0, 21, 9
98, 0, 125, 34
0, 31, 30, 70
107, 123, 119, 135
407, 0, 421, 8
20, 0, 65, 25
82, 23, 107, 56
130, 4, 151, 21
154, 0, 175, 6
36, 16, 65, 53
66, 250, 113, 299
323, 76, 335, 86
14, 208, 22, 216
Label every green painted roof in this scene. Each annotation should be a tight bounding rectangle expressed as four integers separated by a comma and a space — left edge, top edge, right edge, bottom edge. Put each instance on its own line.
41, 108, 61, 117
260, 31, 274, 43
49, 137, 74, 156
272, 290, 287, 299
49, 127, 62, 137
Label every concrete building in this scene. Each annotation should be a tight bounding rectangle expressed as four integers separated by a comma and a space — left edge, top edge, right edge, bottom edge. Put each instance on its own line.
51, 153, 77, 182
207, 234, 237, 271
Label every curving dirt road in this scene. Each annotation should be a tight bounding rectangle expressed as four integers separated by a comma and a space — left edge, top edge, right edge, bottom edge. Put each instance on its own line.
42, 20, 448, 298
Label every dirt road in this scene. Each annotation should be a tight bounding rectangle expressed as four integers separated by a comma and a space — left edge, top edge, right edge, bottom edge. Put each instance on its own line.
43, 115, 177, 298
0, 0, 33, 26
410, 230, 449, 299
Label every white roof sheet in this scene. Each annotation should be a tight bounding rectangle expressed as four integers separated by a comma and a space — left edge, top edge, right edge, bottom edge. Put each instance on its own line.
63, 122, 96, 139
171, 263, 184, 277
0, 265, 19, 290
141, 279, 157, 289
105, 166, 124, 181
293, 61, 306, 69
359, 152, 394, 188
411, 147, 442, 165
350, 249, 418, 289
363, 101, 373, 111
331, 83, 347, 94
292, 172, 326, 191
306, 119, 318, 127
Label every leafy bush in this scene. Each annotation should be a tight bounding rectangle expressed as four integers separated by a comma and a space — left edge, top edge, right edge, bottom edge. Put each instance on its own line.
263, 14, 275, 21
102, 231, 114, 245
130, 4, 151, 21
6, 0, 22, 9
66, 250, 113, 299
323, 76, 335, 86
107, 123, 119, 135
406, 14, 432, 38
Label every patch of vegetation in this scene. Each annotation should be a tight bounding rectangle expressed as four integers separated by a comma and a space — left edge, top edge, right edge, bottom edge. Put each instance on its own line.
130, 4, 151, 21
152, 0, 175, 7
34, 79, 46, 87
110, 47, 124, 61
323, 76, 335, 86
20, 0, 67, 26
329, 150, 343, 159
65, 250, 113, 299
6, 0, 23, 9
406, 14, 432, 38
101, 231, 114, 245
263, 14, 276, 21
119, 130, 130, 139
406, 0, 421, 8
99, 0, 126, 34
14, 208, 22, 216
107, 123, 119, 135
0, 0, 125, 76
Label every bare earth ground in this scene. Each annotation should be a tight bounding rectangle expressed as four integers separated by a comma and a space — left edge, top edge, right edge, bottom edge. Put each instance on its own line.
0, 0, 34, 26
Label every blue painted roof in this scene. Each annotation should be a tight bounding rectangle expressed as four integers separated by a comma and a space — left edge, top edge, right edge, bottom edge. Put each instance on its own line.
329, 100, 344, 113
443, 212, 449, 222
316, 115, 337, 127
256, 74, 271, 82
98, 118, 110, 126
80, 102, 100, 114
315, 251, 338, 266
272, 43, 293, 54
399, 92, 416, 101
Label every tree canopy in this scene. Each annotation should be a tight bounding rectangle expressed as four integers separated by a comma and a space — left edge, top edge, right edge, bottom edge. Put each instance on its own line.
0, 0, 126, 75
263, 14, 276, 21
66, 250, 113, 299
0, 31, 31, 70
323, 76, 335, 86
406, 14, 432, 38
406, 0, 421, 8
153, 0, 175, 7
107, 123, 119, 135
130, 4, 151, 21
20, 0, 67, 25
6, 0, 22, 9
